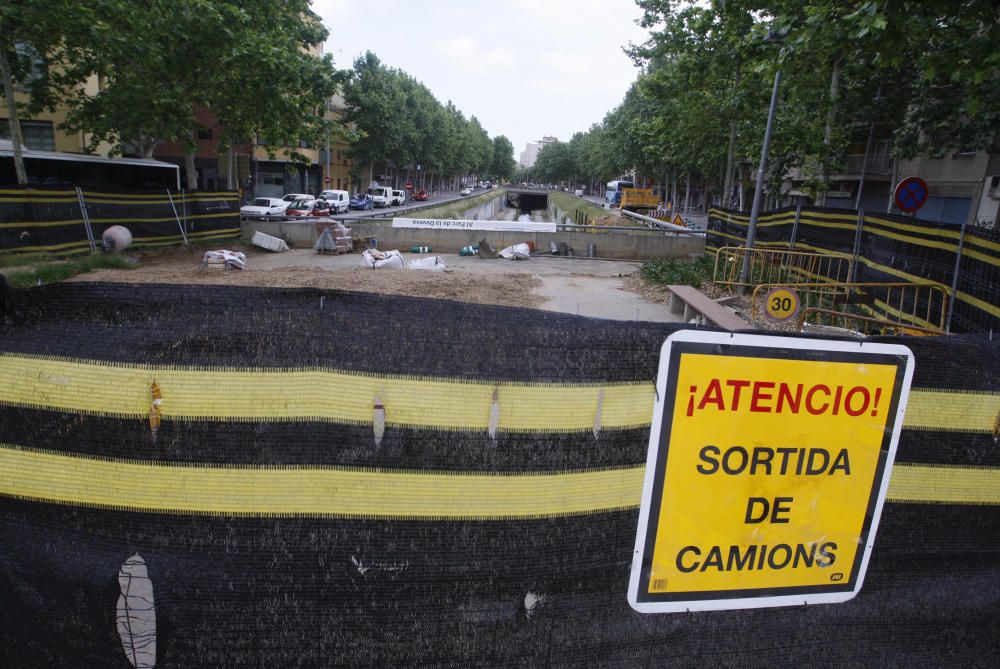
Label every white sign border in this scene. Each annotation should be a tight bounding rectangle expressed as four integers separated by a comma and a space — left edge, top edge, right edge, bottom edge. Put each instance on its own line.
628, 330, 915, 613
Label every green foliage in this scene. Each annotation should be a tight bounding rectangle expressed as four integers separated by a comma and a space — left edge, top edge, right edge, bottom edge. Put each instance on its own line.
572, 0, 997, 207
342, 52, 501, 184
4, 252, 134, 287
533, 141, 576, 183
491, 135, 516, 180
639, 255, 714, 288
1, 0, 343, 187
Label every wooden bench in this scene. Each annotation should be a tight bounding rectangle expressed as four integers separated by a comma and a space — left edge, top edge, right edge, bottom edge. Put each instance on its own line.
667, 285, 748, 330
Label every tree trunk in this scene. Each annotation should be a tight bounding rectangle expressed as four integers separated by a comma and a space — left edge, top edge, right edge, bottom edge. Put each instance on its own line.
670, 168, 678, 211
683, 172, 691, 213
184, 128, 198, 190
818, 59, 841, 206
225, 144, 234, 190
722, 66, 740, 209
0, 36, 28, 185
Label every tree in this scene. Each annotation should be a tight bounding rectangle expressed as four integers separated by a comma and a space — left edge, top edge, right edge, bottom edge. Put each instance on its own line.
58, 0, 339, 189
533, 141, 576, 184
0, 0, 89, 184
491, 135, 515, 180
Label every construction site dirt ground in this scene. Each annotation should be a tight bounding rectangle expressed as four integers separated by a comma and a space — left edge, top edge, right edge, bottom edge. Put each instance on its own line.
72, 244, 684, 323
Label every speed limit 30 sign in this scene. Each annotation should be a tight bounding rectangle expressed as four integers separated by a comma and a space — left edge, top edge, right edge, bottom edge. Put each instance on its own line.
765, 287, 800, 322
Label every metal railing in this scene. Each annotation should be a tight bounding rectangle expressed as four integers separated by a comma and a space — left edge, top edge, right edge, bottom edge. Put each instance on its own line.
750, 281, 950, 332
712, 246, 853, 292
796, 308, 946, 337
621, 209, 706, 235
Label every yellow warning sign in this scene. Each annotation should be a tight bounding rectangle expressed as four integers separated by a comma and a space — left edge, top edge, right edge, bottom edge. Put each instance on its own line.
629, 331, 913, 613
672, 214, 685, 227
764, 287, 799, 321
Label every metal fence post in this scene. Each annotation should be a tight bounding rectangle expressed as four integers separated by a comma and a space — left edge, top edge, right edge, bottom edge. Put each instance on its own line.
789, 203, 801, 250
945, 217, 968, 333
76, 186, 97, 253
849, 208, 864, 283
166, 189, 189, 246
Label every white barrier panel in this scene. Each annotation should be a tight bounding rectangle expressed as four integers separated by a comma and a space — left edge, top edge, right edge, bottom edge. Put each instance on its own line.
392, 218, 556, 233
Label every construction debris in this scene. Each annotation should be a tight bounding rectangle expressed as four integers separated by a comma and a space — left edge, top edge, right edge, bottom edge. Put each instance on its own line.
362, 248, 405, 269
408, 256, 447, 271
251, 230, 289, 253
499, 241, 534, 260
200, 250, 246, 270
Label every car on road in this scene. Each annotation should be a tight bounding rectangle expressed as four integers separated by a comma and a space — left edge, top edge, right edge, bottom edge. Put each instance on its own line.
309, 199, 332, 217
349, 193, 373, 210
392, 189, 406, 206
370, 186, 394, 208
318, 189, 350, 213
240, 197, 287, 219
284, 199, 316, 217
413, 189, 428, 201
460, 187, 473, 196
282, 193, 313, 204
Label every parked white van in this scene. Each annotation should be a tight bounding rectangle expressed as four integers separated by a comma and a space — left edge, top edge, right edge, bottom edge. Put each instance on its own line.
392, 189, 406, 206
319, 189, 350, 214
371, 186, 394, 208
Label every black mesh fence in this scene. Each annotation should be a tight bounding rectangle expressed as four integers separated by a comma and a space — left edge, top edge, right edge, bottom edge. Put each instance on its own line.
0, 186, 240, 256
0, 282, 997, 667
708, 206, 1000, 334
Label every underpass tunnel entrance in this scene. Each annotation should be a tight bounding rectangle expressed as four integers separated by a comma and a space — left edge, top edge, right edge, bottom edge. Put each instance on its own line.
506, 191, 549, 214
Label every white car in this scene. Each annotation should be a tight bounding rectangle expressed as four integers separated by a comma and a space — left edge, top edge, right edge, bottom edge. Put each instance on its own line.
240, 197, 287, 219
460, 187, 473, 196
318, 189, 350, 213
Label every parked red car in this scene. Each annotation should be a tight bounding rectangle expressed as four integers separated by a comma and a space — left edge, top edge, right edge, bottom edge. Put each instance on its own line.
413, 190, 429, 201
284, 199, 316, 217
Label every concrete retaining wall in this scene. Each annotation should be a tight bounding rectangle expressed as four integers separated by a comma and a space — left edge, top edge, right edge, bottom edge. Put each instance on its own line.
243, 194, 704, 260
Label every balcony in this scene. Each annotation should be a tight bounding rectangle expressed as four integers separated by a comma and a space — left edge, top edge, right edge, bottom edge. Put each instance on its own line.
843, 151, 893, 176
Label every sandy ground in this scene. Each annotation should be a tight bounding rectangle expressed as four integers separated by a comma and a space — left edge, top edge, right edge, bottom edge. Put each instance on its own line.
74, 245, 685, 323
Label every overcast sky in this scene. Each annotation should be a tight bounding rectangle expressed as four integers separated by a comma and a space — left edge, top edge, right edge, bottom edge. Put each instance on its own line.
311, 0, 650, 162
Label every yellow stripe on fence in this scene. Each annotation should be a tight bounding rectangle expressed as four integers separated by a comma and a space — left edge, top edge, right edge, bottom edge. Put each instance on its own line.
0, 355, 654, 431
0, 445, 643, 519
0, 446, 996, 517
885, 464, 1000, 505
0, 355, 996, 433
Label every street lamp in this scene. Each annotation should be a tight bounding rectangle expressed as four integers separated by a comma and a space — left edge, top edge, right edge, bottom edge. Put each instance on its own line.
739, 29, 786, 286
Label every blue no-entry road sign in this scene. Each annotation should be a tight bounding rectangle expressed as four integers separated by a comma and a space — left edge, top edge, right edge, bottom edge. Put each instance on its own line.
893, 177, 929, 213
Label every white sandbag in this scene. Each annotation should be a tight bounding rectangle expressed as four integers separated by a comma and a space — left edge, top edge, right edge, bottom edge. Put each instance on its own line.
202, 249, 246, 270
408, 256, 447, 272
362, 248, 405, 270
101, 225, 133, 251
499, 242, 532, 260
251, 230, 289, 252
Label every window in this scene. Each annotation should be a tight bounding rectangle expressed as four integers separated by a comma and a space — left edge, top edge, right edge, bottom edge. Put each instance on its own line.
0, 119, 55, 151
197, 128, 213, 140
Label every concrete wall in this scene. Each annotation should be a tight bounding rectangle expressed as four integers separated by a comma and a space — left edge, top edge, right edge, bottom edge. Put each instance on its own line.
244, 218, 704, 260
243, 192, 705, 260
